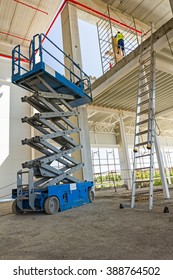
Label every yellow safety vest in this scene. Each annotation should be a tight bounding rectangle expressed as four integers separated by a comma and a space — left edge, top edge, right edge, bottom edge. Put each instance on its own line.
117, 33, 124, 41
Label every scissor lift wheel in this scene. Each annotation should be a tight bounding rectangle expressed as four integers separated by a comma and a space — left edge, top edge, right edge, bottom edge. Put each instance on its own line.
12, 199, 24, 215
88, 189, 95, 202
44, 196, 60, 215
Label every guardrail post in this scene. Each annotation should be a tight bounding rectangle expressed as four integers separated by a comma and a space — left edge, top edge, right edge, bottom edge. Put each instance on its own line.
39, 34, 43, 63
18, 45, 20, 76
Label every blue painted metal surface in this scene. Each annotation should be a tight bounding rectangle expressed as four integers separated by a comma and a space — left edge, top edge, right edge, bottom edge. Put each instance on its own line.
12, 181, 94, 212
12, 33, 92, 107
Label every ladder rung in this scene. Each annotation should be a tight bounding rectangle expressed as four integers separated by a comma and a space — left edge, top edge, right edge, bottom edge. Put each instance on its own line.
136, 130, 148, 136
138, 89, 150, 98
140, 73, 150, 80
141, 56, 151, 63
137, 99, 149, 106
140, 65, 150, 73
135, 141, 148, 147
137, 109, 149, 116
136, 119, 149, 126
139, 82, 150, 89
135, 154, 151, 158
135, 167, 150, 170
134, 180, 150, 183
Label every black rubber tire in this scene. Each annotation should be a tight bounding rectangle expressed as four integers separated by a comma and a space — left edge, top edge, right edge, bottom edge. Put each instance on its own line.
12, 199, 23, 215
88, 189, 95, 202
44, 196, 60, 215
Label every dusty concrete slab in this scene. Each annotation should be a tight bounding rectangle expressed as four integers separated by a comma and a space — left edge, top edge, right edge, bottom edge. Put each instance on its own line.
0, 195, 173, 260
0, 201, 13, 216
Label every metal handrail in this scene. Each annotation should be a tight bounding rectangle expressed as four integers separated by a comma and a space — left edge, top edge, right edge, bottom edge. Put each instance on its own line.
40, 34, 90, 83
12, 45, 29, 76
97, 5, 142, 74
12, 33, 92, 98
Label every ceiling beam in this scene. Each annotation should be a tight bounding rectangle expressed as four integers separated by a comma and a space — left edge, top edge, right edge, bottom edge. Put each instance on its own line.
88, 105, 173, 120
87, 104, 135, 117
87, 105, 119, 114
14, 0, 48, 15
0, 39, 28, 49
156, 107, 173, 117
75, 0, 149, 33
88, 111, 98, 118
169, 0, 173, 14
156, 54, 173, 75
0, 31, 30, 42
95, 113, 116, 124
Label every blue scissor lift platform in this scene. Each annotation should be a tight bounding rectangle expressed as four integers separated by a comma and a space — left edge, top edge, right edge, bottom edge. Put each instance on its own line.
11, 34, 94, 215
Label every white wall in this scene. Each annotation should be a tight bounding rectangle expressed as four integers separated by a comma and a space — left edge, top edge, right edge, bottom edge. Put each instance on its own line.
89, 131, 173, 148
0, 85, 10, 166
90, 132, 117, 147
0, 57, 31, 197
126, 134, 173, 148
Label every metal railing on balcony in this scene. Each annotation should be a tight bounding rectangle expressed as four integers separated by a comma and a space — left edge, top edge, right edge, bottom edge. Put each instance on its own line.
97, 6, 142, 74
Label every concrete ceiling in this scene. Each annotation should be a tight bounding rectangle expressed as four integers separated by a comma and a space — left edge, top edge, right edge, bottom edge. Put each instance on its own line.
100, 0, 173, 30
0, 0, 62, 47
92, 55, 173, 115
1, 0, 169, 56
87, 105, 173, 136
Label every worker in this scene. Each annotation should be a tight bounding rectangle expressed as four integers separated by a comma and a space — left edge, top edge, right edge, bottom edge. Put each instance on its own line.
115, 31, 125, 56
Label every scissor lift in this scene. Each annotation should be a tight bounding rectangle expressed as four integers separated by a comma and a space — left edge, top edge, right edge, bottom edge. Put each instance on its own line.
11, 34, 94, 214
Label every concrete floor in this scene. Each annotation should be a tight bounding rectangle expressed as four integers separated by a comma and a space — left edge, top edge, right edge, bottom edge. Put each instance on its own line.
0, 191, 173, 260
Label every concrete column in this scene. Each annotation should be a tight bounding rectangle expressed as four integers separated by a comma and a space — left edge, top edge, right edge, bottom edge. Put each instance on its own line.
61, 3, 93, 182
61, 3, 82, 80
118, 114, 132, 190
169, 0, 173, 14
162, 147, 172, 185
78, 107, 93, 181
155, 135, 170, 199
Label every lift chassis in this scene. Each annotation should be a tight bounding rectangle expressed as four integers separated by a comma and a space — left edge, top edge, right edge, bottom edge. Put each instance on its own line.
11, 34, 94, 214
12, 180, 94, 215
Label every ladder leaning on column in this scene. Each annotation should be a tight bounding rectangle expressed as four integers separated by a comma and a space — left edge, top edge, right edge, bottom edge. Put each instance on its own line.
131, 25, 156, 210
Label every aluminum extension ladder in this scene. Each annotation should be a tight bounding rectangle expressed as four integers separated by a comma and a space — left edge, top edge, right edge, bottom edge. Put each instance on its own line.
131, 26, 156, 210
